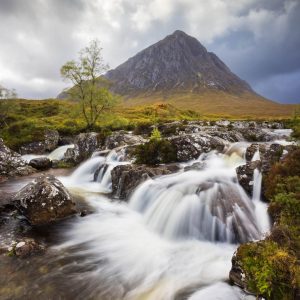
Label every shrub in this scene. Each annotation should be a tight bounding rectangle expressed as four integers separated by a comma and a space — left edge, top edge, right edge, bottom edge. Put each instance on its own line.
236, 241, 298, 300
150, 127, 161, 141
134, 139, 177, 165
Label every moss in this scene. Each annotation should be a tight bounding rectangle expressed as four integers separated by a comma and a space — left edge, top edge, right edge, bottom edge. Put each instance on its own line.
236, 241, 298, 299
134, 139, 177, 165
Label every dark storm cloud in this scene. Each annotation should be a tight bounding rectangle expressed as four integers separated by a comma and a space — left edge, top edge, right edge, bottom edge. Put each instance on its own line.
0, 0, 299, 103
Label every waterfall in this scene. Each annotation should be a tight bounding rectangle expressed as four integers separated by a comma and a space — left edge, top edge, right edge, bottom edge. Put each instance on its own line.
129, 151, 262, 244
48, 144, 74, 160
60, 148, 128, 193
252, 168, 270, 234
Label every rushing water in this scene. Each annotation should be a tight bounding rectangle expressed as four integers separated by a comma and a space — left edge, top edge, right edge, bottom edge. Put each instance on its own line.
21, 144, 74, 162
0, 142, 271, 300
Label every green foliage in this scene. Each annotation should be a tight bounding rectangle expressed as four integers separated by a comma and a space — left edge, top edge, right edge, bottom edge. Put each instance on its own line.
237, 147, 300, 300
237, 241, 298, 300
134, 139, 177, 165
150, 127, 161, 141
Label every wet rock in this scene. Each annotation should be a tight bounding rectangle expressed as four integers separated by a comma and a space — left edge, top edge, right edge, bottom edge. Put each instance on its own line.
245, 143, 284, 173
76, 132, 100, 160
169, 134, 226, 162
13, 175, 76, 225
184, 161, 206, 172
229, 250, 247, 289
58, 136, 74, 146
44, 129, 59, 151
236, 161, 262, 196
111, 164, 178, 200
105, 131, 146, 149
8, 239, 45, 258
0, 138, 36, 177
29, 157, 52, 170
63, 146, 80, 164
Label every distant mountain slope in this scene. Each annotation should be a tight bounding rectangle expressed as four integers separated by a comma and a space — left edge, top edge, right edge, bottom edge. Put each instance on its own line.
105, 30, 254, 96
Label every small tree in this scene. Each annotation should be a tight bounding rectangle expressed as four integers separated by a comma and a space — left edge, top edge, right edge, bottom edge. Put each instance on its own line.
0, 85, 17, 128
60, 40, 116, 130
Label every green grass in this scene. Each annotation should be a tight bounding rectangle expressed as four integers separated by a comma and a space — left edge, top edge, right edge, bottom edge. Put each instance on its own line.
0, 97, 299, 150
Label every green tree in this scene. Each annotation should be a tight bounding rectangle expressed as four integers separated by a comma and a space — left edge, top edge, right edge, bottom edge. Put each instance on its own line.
60, 40, 116, 130
0, 85, 17, 128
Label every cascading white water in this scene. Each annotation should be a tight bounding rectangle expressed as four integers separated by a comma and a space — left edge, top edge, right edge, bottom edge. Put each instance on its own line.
129, 151, 266, 243
21, 144, 74, 162
48, 144, 74, 160
54, 197, 238, 300
252, 168, 270, 234
60, 148, 128, 193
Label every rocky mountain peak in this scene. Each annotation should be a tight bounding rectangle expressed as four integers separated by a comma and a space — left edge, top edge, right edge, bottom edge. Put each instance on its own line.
105, 30, 253, 96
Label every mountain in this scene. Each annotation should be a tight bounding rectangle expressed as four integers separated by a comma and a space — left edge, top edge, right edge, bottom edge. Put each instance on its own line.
58, 30, 296, 117
105, 30, 254, 96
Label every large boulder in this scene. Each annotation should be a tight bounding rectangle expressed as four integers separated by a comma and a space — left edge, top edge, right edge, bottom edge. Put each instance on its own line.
76, 132, 100, 160
111, 164, 179, 200
169, 134, 226, 162
13, 175, 76, 225
44, 129, 59, 151
104, 131, 146, 149
29, 157, 52, 170
0, 138, 36, 178
236, 161, 261, 196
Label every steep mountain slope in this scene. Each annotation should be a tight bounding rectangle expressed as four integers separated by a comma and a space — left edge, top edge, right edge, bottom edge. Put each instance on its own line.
105, 30, 254, 96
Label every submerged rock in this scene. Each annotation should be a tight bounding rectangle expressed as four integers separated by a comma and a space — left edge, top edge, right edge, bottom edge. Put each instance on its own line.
8, 238, 45, 258
29, 157, 52, 170
13, 175, 76, 225
111, 164, 178, 200
0, 138, 36, 178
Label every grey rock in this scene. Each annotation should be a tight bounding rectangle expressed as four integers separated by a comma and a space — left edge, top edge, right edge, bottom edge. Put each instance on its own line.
44, 129, 59, 151
19, 141, 45, 155
13, 175, 76, 225
0, 138, 36, 178
111, 164, 178, 200
29, 157, 52, 170
169, 133, 226, 162
104, 131, 146, 149
236, 161, 262, 196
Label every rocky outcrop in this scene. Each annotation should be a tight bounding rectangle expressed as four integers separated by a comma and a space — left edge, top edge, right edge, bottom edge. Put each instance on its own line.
44, 129, 59, 151
111, 164, 179, 200
76, 132, 100, 159
13, 175, 76, 225
63, 132, 100, 164
104, 131, 146, 149
236, 161, 261, 196
245, 143, 284, 173
29, 157, 52, 170
169, 134, 226, 162
0, 138, 36, 178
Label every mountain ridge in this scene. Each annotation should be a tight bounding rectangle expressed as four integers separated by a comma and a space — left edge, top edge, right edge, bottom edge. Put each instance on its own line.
105, 30, 254, 97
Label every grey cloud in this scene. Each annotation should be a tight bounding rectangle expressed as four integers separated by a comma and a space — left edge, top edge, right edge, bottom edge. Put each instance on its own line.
0, 0, 299, 103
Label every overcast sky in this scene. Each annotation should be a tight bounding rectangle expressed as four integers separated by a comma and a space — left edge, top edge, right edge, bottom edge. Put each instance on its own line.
0, 0, 299, 103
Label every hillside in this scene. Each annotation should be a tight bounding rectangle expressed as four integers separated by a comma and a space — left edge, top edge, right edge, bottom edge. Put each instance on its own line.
104, 30, 296, 116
